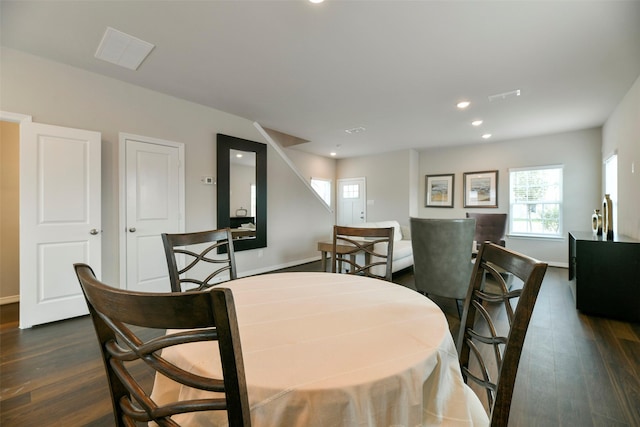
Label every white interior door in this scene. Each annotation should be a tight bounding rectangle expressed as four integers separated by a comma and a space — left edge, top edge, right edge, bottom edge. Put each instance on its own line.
337, 177, 366, 225
19, 122, 101, 328
122, 134, 184, 292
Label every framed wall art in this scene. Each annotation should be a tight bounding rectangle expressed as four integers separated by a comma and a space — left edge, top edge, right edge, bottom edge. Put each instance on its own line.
463, 170, 498, 208
425, 174, 454, 208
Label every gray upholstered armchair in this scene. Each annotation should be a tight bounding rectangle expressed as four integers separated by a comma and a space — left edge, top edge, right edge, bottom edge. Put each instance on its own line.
466, 213, 507, 250
410, 217, 476, 316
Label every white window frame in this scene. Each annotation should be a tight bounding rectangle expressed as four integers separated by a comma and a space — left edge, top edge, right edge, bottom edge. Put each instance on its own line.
310, 177, 332, 207
509, 165, 563, 239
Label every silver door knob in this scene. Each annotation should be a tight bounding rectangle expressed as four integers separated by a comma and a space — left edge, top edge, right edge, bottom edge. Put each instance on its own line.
129, 227, 136, 233
89, 228, 99, 235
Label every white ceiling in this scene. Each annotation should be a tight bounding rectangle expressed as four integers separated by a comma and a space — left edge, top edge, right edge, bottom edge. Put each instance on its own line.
2, 0, 640, 158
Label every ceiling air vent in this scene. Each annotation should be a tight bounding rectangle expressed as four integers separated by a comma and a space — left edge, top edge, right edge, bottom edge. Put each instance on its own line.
488, 89, 521, 102
95, 27, 154, 71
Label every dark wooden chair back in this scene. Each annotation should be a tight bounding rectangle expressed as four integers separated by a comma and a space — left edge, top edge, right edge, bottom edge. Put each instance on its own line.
74, 263, 250, 427
162, 228, 237, 292
332, 225, 394, 281
466, 213, 508, 250
456, 243, 547, 427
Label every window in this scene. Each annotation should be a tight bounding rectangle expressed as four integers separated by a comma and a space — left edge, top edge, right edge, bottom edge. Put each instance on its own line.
310, 177, 332, 206
509, 166, 563, 237
342, 184, 359, 199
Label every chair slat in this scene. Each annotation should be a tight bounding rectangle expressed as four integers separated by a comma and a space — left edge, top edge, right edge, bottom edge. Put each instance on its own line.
457, 243, 547, 427
332, 226, 394, 281
74, 263, 251, 426
162, 228, 237, 292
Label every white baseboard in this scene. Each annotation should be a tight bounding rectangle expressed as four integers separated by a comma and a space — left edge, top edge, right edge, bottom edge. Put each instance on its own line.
0, 295, 20, 305
547, 261, 568, 268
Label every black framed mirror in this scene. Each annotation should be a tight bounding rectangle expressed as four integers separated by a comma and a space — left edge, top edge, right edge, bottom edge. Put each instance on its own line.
217, 133, 267, 251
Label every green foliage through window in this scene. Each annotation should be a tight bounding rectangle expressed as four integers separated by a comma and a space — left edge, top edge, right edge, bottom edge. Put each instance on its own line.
509, 166, 562, 237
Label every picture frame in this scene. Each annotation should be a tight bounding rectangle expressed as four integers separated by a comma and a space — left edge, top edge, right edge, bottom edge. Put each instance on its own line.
425, 174, 455, 208
463, 170, 498, 208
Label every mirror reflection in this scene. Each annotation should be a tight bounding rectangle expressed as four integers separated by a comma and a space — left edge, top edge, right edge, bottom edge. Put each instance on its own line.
229, 149, 256, 240
217, 134, 267, 252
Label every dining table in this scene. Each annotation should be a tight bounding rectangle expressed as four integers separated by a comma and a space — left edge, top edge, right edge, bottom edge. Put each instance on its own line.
150, 272, 488, 426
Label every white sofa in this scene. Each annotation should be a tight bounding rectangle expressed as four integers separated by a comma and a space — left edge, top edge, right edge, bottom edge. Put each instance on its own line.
348, 220, 414, 276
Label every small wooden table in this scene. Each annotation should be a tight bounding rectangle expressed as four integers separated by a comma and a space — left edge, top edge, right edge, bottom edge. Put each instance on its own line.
231, 228, 256, 239
317, 240, 372, 272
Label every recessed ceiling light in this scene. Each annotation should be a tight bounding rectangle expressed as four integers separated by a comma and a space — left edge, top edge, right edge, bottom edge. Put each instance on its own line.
471, 120, 483, 126
309, 0, 324, 3
236, 153, 243, 158
457, 101, 470, 109
330, 152, 337, 156
482, 133, 492, 139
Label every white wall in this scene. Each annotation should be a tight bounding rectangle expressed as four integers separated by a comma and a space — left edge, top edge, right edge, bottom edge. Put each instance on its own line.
284, 148, 337, 211
409, 149, 420, 218
603, 75, 640, 240
0, 47, 334, 290
4, 45, 637, 293
335, 131, 604, 266
417, 128, 603, 266
336, 149, 417, 228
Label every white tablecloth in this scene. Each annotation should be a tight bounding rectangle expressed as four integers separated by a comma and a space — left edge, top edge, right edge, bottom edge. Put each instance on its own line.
151, 272, 488, 426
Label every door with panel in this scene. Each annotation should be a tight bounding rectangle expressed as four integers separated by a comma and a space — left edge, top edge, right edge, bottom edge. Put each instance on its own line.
123, 135, 184, 292
337, 177, 366, 226
19, 122, 101, 328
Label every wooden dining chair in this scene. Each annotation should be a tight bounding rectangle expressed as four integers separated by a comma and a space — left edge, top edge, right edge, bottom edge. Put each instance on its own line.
74, 263, 251, 427
332, 225, 394, 281
162, 228, 237, 292
456, 243, 548, 427
466, 213, 508, 251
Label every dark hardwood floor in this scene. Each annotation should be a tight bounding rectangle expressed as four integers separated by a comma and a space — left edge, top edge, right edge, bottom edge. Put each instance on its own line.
1, 264, 638, 426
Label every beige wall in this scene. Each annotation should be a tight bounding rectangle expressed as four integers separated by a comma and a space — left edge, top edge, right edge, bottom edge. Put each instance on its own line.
0, 47, 334, 300
333, 128, 604, 266
284, 148, 337, 211
603, 74, 640, 240
336, 149, 418, 228
417, 128, 603, 265
2, 44, 638, 301
0, 121, 20, 300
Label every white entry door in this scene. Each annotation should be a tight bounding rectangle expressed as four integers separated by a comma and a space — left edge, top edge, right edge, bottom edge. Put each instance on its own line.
121, 134, 184, 292
19, 122, 101, 328
337, 178, 366, 225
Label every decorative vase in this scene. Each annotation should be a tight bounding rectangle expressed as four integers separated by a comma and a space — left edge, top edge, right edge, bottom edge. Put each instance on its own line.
602, 194, 614, 240
591, 209, 603, 235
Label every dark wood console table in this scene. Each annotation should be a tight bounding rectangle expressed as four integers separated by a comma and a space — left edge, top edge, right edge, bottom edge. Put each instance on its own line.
568, 231, 640, 322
